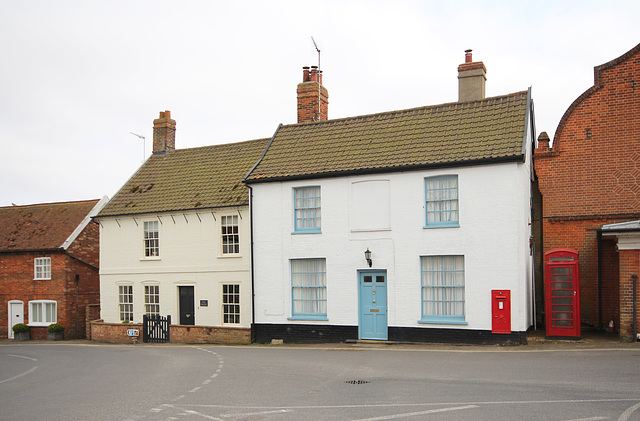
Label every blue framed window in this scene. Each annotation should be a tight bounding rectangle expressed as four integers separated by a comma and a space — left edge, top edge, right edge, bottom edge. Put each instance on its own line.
425, 175, 458, 227
290, 258, 327, 320
294, 186, 321, 233
420, 255, 466, 324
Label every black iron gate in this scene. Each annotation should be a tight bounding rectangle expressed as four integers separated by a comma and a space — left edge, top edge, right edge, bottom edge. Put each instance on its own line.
143, 314, 171, 343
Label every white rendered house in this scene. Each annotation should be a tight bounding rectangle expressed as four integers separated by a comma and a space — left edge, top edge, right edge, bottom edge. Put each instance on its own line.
245, 54, 536, 344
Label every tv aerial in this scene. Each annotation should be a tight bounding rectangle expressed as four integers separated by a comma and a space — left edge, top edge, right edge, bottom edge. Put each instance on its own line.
311, 36, 321, 70
130, 132, 146, 163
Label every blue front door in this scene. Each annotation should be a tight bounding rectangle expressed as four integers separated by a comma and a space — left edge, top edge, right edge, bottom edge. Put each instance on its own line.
358, 271, 388, 340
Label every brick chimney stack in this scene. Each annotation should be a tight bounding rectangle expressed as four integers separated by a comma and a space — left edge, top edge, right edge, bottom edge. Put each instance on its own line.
458, 49, 487, 102
152, 110, 176, 155
297, 66, 329, 123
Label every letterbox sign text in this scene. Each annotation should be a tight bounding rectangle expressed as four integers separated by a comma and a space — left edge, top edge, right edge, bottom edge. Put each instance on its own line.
127, 329, 139, 337
200, 300, 208, 307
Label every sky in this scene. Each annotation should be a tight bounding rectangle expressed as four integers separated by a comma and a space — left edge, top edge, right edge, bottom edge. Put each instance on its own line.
1, 0, 638, 207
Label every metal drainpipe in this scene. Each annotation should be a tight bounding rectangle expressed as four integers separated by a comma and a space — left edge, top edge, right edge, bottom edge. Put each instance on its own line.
248, 184, 256, 343
597, 230, 603, 330
633, 274, 638, 341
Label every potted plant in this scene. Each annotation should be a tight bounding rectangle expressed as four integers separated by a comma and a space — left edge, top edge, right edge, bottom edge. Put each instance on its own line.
12, 323, 30, 341
47, 323, 64, 341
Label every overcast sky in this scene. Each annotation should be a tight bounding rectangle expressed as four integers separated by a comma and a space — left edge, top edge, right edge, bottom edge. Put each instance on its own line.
1, 1, 638, 207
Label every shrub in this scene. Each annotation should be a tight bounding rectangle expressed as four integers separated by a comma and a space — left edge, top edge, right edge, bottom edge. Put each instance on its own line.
47, 323, 64, 333
12, 323, 29, 333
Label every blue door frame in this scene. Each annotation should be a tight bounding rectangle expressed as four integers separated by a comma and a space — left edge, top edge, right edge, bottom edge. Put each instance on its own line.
358, 270, 388, 340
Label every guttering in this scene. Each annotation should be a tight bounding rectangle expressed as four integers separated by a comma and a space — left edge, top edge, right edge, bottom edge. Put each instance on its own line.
93, 203, 249, 220
244, 154, 525, 184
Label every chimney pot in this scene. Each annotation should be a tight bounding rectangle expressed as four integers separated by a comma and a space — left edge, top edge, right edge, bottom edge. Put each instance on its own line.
458, 49, 486, 102
297, 65, 329, 123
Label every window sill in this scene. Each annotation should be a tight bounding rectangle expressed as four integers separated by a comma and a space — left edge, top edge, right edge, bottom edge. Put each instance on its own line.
218, 254, 242, 258
292, 230, 322, 235
423, 223, 459, 229
140, 257, 161, 261
418, 317, 467, 325
288, 316, 328, 321
33, 278, 51, 281
28, 323, 56, 327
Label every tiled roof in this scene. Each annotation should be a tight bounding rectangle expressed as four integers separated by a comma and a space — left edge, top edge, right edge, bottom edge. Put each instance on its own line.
245, 91, 530, 182
0, 200, 100, 252
98, 138, 270, 217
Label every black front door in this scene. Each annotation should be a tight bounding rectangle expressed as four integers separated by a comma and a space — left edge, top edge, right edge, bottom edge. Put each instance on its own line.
179, 286, 195, 325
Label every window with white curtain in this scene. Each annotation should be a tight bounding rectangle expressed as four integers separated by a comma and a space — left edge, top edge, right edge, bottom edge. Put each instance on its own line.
293, 186, 321, 233
420, 255, 465, 323
29, 300, 57, 326
425, 175, 459, 227
290, 258, 327, 319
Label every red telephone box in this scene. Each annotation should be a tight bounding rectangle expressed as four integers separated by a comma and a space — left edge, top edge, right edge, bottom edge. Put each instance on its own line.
544, 249, 581, 338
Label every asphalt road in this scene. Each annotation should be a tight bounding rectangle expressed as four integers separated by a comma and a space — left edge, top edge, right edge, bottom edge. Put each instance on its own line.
1, 342, 639, 420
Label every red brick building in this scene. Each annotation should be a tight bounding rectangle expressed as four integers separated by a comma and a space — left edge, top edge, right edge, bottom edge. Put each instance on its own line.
1, 199, 107, 339
534, 43, 640, 341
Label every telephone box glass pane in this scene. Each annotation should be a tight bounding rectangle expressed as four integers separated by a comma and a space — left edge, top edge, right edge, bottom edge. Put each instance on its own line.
551, 267, 574, 328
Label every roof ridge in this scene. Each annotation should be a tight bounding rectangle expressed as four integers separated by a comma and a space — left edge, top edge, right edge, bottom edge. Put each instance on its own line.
283, 91, 529, 129
1, 199, 100, 210
166, 136, 272, 154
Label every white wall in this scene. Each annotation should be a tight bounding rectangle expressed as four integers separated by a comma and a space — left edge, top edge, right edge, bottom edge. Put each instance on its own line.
99, 207, 252, 327
252, 161, 533, 332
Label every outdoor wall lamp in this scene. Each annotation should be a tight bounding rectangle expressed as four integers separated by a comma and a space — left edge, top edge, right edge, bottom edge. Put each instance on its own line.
364, 248, 372, 267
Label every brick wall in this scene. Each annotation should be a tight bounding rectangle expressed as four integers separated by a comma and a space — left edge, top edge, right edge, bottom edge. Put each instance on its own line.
534, 43, 640, 335
90, 321, 250, 345
86, 304, 101, 339
297, 67, 328, 123
0, 250, 99, 339
619, 250, 640, 341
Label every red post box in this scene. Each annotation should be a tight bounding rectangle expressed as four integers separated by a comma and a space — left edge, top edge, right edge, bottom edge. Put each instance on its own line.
544, 249, 581, 338
492, 290, 511, 334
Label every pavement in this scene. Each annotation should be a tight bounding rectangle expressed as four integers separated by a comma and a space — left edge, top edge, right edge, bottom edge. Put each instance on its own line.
2, 329, 638, 350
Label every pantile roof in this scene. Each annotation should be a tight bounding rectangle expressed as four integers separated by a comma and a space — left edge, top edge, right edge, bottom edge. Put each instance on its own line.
0, 200, 100, 252
98, 138, 270, 217
245, 91, 530, 182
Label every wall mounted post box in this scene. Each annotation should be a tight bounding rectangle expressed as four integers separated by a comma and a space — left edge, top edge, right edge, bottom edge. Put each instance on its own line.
492, 290, 511, 334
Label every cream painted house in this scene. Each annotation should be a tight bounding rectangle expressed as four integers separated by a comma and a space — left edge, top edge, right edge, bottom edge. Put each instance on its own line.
95, 111, 268, 341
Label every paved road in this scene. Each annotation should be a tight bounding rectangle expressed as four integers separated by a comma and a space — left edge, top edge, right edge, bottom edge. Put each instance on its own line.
1, 342, 640, 420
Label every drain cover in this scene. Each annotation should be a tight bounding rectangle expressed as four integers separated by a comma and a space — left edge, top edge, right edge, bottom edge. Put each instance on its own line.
344, 380, 370, 385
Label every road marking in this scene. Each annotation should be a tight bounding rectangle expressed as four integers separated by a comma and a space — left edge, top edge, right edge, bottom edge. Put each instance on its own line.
8, 354, 38, 361
565, 418, 609, 421
0, 366, 38, 384
350, 405, 479, 421
182, 409, 225, 420
619, 402, 640, 421
189, 386, 201, 393
185, 398, 640, 411
219, 409, 292, 417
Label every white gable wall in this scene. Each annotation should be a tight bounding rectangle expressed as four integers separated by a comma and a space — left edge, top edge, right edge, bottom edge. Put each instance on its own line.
99, 207, 252, 327
252, 160, 533, 333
